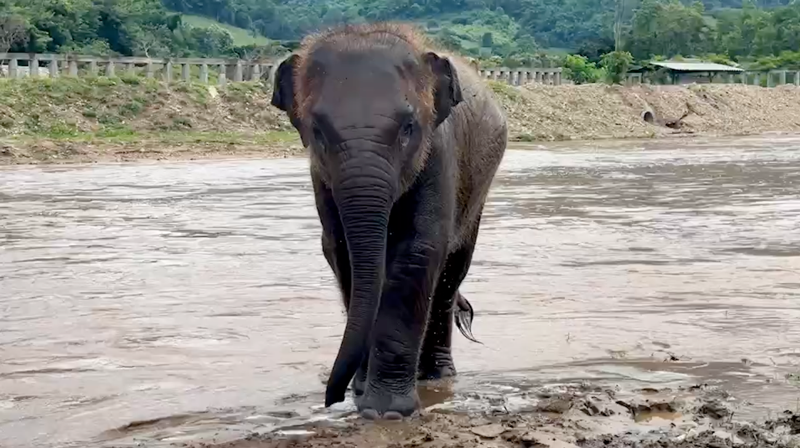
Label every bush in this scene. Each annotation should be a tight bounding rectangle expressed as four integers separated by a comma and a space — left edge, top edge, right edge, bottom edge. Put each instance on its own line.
562, 54, 603, 84
600, 51, 634, 84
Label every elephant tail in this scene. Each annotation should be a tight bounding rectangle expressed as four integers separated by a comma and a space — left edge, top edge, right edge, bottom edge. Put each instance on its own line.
454, 292, 482, 344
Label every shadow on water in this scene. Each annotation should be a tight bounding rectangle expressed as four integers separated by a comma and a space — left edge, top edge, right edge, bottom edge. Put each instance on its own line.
1, 135, 799, 447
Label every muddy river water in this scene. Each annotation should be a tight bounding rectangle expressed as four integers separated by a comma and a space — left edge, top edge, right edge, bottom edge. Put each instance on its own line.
1, 136, 800, 448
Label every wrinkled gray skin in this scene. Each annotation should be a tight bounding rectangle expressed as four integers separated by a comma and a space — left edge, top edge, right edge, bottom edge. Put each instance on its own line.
270, 26, 507, 420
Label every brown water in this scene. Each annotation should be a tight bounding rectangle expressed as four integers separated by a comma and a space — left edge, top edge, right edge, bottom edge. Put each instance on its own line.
1, 135, 800, 448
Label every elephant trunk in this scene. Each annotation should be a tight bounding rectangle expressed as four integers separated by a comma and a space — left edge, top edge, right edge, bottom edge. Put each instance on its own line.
324, 147, 395, 407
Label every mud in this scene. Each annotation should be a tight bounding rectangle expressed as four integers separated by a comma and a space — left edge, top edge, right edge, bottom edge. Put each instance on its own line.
2, 135, 799, 448
189, 382, 800, 448
0, 138, 306, 165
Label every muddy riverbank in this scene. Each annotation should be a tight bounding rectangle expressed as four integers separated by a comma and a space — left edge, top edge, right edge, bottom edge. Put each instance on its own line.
1, 136, 799, 448
4, 78, 800, 165
193, 381, 800, 448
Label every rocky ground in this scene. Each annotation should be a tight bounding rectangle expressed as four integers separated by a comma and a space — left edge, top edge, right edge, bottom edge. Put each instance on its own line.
176, 383, 800, 448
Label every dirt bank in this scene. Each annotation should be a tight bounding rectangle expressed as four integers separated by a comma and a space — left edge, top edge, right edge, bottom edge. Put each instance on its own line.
493, 82, 800, 142
186, 383, 800, 448
3, 77, 800, 165
0, 77, 305, 164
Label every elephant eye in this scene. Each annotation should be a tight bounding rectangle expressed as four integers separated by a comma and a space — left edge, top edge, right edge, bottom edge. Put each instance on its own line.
312, 125, 327, 147
398, 120, 414, 147
402, 121, 413, 137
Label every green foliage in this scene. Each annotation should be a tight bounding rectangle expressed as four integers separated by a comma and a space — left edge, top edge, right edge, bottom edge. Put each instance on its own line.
600, 50, 634, 84
3, 0, 800, 71
562, 54, 604, 84
702, 53, 736, 65
181, 14, 272, 46
624, 0, 800, 64
481, 32, 493, 48
751, 50, 800, 70
2, 0, 282, 58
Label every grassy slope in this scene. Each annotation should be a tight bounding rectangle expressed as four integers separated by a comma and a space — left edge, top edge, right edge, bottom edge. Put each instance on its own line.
182, 14, 273, 46
0, 76, 300, 162
5, 75, 800, 164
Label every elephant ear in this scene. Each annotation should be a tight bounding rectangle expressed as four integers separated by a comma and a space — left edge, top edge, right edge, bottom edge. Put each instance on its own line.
423, 52, 464, 127
271, 54, 308, 146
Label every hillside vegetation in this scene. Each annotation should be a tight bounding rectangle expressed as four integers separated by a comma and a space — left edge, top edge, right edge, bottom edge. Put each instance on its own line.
3, 0, 800, 72
180, 15, 272, 47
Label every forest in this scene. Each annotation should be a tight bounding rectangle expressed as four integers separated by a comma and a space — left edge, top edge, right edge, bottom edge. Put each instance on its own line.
2, 0, 800, 73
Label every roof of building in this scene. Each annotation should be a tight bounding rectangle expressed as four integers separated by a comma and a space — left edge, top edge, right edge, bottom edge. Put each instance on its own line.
648, 61, 744, 72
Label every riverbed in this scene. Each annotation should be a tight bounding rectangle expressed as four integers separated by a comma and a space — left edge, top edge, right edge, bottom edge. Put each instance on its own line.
1, 136, 799, 448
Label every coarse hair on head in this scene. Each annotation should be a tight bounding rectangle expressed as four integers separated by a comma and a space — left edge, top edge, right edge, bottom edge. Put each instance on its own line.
292, 22, 437, 126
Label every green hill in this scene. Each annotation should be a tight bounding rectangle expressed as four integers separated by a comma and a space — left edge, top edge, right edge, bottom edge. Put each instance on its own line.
3, 0, 800, 70
181, 15, 273, 47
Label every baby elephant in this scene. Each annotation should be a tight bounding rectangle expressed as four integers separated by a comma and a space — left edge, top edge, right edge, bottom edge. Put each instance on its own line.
270, 22, 508, 420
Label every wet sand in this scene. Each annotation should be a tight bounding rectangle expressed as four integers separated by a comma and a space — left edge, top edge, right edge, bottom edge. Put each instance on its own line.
1, 136, 799, 448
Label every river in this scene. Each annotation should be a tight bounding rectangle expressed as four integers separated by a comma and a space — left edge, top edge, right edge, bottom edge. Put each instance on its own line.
1, 136, 799, 448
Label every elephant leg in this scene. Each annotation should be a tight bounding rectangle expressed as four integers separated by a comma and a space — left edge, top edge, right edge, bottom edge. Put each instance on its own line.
418, 214, 481, 380
358, 188, 450, 419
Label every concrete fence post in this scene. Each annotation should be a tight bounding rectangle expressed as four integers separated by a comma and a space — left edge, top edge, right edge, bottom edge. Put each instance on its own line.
105, 60, 115, 77
145, 62, 154, 79
234, 61, 243, 82
69, 59, 78, 77
30, 55, 39, 77
49, 59, 59, 78
164, 61, 173, 82
89, 60, 98, 76
200, 63, 209, 84
9, 58, 18, 78
250, 62, 261, 81
218, 63, 227, 86
181, 63, 190, 82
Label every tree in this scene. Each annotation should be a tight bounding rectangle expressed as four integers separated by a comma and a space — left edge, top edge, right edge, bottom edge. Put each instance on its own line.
0, 14, 29, 53
563, 54, 603, 84
481, 32, 493, 48
600, 50, 634, 84
133, 25, 170, 57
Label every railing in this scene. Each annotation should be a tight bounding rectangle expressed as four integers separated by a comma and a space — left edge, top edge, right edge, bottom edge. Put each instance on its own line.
0, 53, 279, 85
626, 70, 800, 87
0, 53, 563, 86
478, 67, 563, 86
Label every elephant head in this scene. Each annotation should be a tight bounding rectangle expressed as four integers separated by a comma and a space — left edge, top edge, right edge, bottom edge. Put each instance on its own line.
270, 23, 463, 407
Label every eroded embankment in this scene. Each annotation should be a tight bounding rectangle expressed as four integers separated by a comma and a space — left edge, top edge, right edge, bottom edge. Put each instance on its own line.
3, 77, 800, 164
492, 82, 800, 142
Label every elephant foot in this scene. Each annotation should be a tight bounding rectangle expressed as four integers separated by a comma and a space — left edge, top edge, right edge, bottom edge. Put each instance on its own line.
417, 351, 457, 380
357, 388, 419, 420
351, 374, 366, 399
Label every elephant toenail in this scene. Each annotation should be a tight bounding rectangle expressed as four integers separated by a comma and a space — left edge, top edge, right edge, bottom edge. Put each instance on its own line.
383, 411, 404, 421
360, 409, 380, 420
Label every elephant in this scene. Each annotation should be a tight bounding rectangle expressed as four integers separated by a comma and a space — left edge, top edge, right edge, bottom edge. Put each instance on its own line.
270, 22, 508, 420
